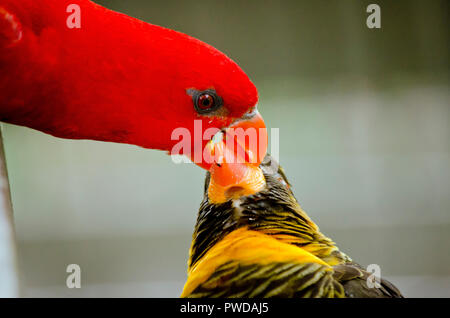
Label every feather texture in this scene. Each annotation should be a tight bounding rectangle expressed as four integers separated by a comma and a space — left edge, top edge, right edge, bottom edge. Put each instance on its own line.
183, 155, 403, 298
0, 0, 257, 153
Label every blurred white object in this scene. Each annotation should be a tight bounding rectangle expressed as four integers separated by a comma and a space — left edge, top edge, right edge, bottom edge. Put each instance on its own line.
0, 126, 19, 297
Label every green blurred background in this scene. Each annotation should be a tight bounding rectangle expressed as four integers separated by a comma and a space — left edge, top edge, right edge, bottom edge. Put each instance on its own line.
2, 0, 449, 297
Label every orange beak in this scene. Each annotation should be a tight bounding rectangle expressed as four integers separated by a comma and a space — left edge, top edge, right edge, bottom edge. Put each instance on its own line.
200, 110, 268, 203
195, 110, 268, 169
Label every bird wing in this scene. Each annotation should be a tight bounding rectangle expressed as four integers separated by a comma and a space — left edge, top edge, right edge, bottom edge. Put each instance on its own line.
182, 228, 403, 298
182, 228, 345, 298
184, 260, 345, 298
332, 263, 403, 298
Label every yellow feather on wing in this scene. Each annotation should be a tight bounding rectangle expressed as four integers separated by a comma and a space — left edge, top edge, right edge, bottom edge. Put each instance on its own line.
182, 228, 343, 298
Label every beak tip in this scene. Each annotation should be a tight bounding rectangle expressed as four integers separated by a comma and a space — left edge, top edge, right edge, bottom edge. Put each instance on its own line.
193, 111, 268, 170
194, 110, 269, 202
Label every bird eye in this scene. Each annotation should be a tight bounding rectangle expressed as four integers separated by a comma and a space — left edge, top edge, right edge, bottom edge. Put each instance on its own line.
198, 94, 214, 109
193, 90, 222, 114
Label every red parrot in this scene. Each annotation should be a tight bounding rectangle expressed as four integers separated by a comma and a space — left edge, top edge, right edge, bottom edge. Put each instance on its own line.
0, 0, 267, 169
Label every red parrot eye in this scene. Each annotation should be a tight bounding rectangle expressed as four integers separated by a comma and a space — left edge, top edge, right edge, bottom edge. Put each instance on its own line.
192, 89, 223, 114
198, 94, 214, 109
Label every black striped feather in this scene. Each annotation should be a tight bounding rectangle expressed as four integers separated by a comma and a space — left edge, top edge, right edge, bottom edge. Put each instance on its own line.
185, 155, 404, 298
186, 261, 345, 298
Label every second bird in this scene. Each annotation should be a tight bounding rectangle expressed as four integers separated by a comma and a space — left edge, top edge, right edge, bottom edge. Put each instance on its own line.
182, 155, 403, 298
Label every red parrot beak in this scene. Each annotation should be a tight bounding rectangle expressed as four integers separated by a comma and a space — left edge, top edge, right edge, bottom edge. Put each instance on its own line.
199, 110, 268, 203
225, 110, 268, 166
195, 109, 268, 170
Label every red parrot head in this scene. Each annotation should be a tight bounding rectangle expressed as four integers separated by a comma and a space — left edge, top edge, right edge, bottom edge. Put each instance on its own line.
0, 0, 268, 169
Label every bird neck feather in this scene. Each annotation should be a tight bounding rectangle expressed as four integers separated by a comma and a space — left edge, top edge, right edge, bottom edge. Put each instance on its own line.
188, 184, 350, 270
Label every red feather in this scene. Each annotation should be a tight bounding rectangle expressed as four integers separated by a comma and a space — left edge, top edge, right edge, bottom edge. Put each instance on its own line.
0, 0, 258, 154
